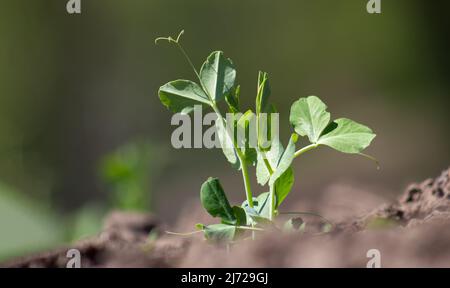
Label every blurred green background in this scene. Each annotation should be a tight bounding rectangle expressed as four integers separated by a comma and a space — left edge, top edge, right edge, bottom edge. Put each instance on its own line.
0, 0, 449, 260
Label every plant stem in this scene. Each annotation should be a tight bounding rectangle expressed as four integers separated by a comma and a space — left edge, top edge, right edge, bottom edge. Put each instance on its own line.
256, 151, 274, 219
240, 158, 254, 208
269, 183, 275, 221
165, 230, 203, 236
237, 226, 264, 231
262, 153, 274, 175
294, 143, 319, 158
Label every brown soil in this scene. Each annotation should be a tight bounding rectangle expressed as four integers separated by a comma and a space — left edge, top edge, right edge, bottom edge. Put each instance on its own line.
3, 168, 450, 268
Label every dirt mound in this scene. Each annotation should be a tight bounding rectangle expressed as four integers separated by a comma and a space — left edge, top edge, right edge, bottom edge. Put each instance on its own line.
4, 168, 450, 268
343, 168, 450, 232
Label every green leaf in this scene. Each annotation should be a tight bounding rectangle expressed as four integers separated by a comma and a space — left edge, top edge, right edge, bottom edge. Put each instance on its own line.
236, 110, 256, 144
256, 72, 273, 151
204, 224, 236, 242
216, 119, 240, 168
200, 178, 236, 225
269, 134, 298, 186
241, 205, 257, 226
242, 206, 272, 227
241, 192, 271, 224
256, 138, 284, 186
249, 214, 273, 227
274, 167, 294, 207
225, 85, 240, 113
290, 96, 330, 143
318, 118, 376, 154
258, 104, 277, 152
256, 71, 271, 114
232, 206, 247, 226
200, 51, 236, 102
255, 192, 271, 219
158, 80, 211, 113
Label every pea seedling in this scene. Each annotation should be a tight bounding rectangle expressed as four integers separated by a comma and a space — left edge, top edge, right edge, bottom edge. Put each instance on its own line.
156, 31, 376, 242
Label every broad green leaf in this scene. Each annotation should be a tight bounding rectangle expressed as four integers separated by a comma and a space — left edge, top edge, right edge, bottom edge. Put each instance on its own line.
225, 85, 240, 113
256, 71, 271, 114
158, 80, 211, 113
216, 119, 240, 168
232, 206, 247, 226
283, 217, 305, 233
290, 96, 330, 143
200, 178, 236, 225
256, 137, 284, 186
274, 167, 294, 207
269, 134, 298, 186
204, 224, 236, 242
318, 118, 376, 154
200, 51, 236, 102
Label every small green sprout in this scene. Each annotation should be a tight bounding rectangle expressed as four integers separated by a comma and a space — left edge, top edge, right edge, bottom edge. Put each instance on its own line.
156, 31, 377, 242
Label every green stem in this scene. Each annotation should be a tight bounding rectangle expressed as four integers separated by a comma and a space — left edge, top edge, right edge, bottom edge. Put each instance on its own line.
261, 152, 274, 175
240, 158, 254, 208
165, 230, 203, 236
294, 143, 319, 158
237, 226, 264, 231
269, 184, 275, 221
257, 151, 274, 219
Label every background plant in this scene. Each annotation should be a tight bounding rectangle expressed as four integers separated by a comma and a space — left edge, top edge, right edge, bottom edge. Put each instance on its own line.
156, 31, 376, 242
100, 140, 168, 211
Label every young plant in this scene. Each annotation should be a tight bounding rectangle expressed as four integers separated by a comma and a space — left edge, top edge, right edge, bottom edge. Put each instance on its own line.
156, 31, 376, 242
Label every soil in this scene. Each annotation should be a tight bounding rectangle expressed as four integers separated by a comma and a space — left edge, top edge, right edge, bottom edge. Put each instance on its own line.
3, 168, 450, 268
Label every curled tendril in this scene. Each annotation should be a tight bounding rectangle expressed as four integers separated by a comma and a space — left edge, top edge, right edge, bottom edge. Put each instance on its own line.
155, 29, 185, 45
